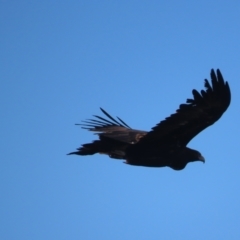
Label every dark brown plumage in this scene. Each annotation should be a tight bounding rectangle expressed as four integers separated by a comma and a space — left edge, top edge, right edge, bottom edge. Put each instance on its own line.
68, 69, 231, 170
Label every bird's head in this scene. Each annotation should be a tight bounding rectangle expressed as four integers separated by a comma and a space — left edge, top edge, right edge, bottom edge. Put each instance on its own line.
185, 148, 205, 164
169, 148, 205, 170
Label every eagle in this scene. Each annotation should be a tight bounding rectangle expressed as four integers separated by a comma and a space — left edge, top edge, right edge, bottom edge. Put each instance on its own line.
68, 69, 231, 170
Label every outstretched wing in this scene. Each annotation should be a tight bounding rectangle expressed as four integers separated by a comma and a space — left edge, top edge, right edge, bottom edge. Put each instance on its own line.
137, 69, 231, 146
78, 108, 147, 144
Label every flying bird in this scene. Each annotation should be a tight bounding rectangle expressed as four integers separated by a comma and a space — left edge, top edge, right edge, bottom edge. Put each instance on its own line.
68, 69, 231, 170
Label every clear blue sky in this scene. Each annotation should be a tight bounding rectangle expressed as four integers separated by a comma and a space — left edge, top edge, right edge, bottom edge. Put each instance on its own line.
1, 1, 240, 239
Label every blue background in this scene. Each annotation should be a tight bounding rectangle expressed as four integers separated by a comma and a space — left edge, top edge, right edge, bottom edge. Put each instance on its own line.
1, 1, 240, 239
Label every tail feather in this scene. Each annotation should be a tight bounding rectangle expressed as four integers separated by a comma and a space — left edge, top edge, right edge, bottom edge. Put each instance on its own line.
67, 137, 127, 159
67, 141, 103, 156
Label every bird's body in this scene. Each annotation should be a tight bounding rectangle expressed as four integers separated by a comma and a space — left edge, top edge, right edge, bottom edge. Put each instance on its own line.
68, 69, 231, 170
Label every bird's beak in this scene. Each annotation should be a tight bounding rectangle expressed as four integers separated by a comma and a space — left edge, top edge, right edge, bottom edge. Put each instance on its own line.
199, 155, 205, 163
